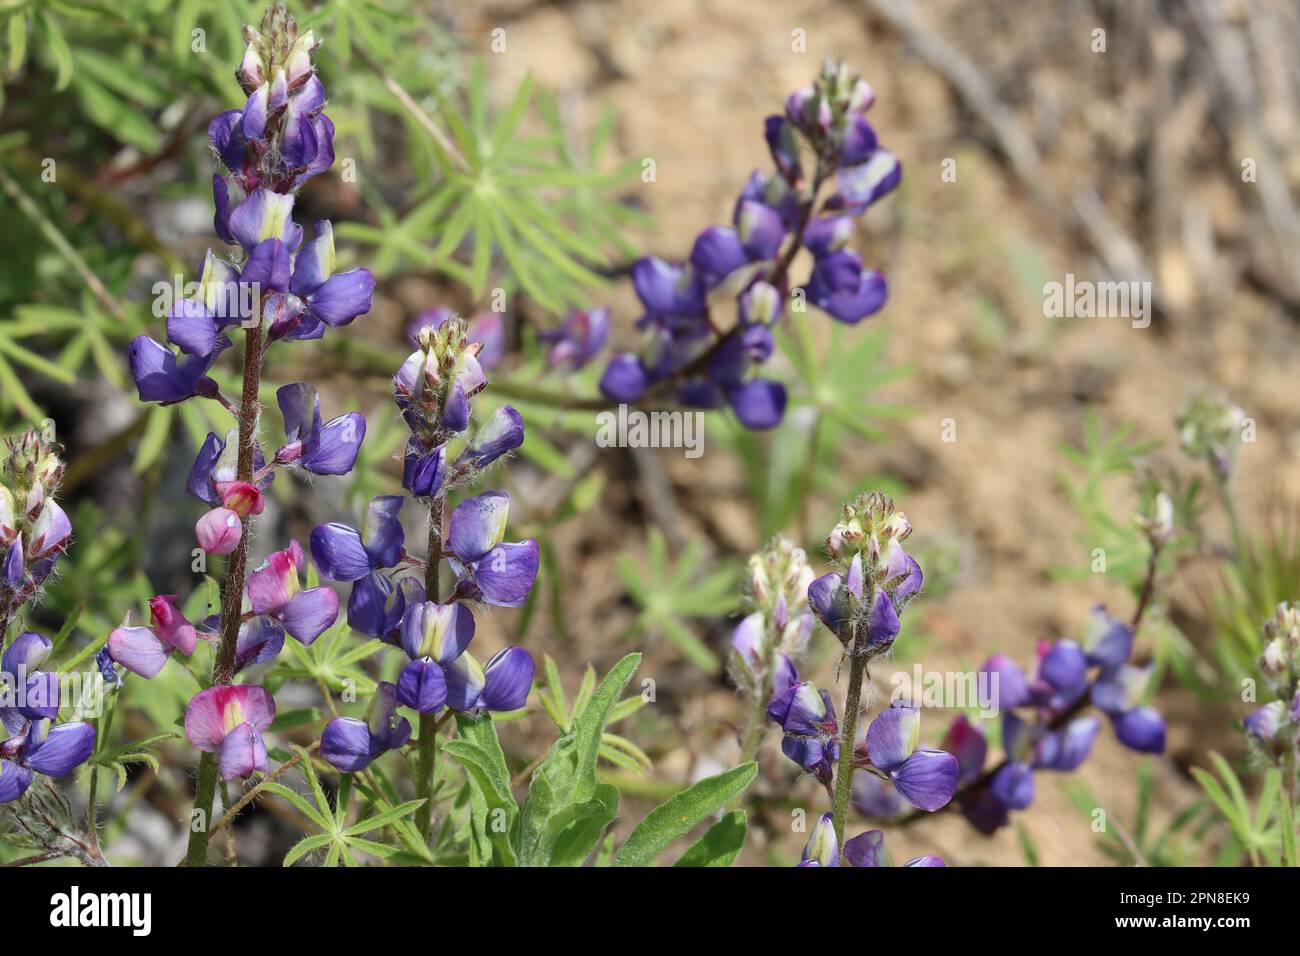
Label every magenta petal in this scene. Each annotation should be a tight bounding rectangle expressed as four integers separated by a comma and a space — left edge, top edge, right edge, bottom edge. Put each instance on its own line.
246, 546, 300, 614
196, 507, 242, 555
218, 721, 268, 780
107, 626, 173, 679
280, 587, 339, 645
185, 685, 276, 752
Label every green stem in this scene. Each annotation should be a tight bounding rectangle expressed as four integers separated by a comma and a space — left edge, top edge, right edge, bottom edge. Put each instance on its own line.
830, 625, 869, 849
415, 498, 444, 840
1213, 467, 1248, 563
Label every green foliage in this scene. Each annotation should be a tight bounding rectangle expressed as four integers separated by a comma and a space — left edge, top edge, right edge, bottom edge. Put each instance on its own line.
713, 322, 911, 541
617, 529, 738, 673
612, 763, 757, 867
535, 653, 651, 774
1190, 752, 1296, 867
1063, 761, 1208, 867
673, 810, 748, 867
273, 751, 425, 866
1209, 525, 1300, 686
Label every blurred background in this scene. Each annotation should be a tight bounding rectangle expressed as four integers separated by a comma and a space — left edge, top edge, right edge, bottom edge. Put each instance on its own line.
2, 0, 1299, 865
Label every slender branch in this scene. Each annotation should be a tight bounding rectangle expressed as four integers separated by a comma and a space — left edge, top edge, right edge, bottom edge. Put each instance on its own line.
210, 741, 321, 837
356, 48, 470, 175
0, 162, 129, 323
1130, 539, 1163, 632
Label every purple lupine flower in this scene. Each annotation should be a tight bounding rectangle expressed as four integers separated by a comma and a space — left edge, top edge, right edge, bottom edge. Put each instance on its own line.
458, 406, 525, 471
273, 382, 366, 475
165, 251, 245, 357
347, 572, 424, 643
841, 829, 886, 867
393, 600, 474, 713
1090, 662, 1165, 754
979, 653, 1031, 711
1244, 700, 1288, 743
797, 811, 838, 867
851, 770, 907, 822
320, 682, 412, 772
245, 540, 339, 645
0, 719, 96, 803
0, 633, 59, 729
1080, 606, 1135, 669
403, 440, 448, 498
599, 62, 900, 430
310, 495, 405, 582
107, 595, 202, 678
440, 647, 535, 714
187, 427, 273, 507
598, 353, 650, 402
281, 221, 376, 336
129, 335, 229, 404
184, 685, 276, 781
234, 616, 285, 671
768, 680, 839, 782
540, 308, 610, 370
446, 491, 539, 608
863, 702, 958, 812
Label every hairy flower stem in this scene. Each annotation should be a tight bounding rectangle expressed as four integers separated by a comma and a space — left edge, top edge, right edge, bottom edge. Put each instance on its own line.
415, 498, 444, 840
1212, 469, 1248, 562
830, 633, 869, 849
184, 325, 264, 867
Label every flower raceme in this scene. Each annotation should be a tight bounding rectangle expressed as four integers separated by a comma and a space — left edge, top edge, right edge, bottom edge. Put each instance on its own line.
599, 60, 901, 430
935, 607, 1167, 835
0, 425, 96, 804
315, 313, 540, 773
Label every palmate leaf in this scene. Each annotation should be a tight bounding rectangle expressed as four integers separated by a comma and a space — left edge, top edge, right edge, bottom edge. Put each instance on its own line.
536, 654, 651, 773
617, 530, 738, 673
273, 747, 426, 867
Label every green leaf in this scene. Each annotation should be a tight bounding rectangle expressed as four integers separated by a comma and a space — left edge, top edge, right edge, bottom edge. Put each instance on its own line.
262, 780, 332, 832
613, 762, 758, 867
517, 653, 640, 865
443, 728, 519, 867
673, 810, 747, 867
283, 833, 332, 867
